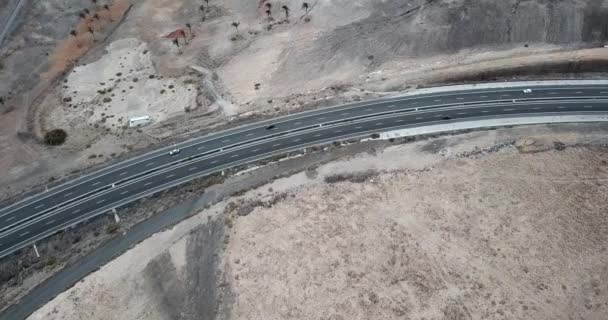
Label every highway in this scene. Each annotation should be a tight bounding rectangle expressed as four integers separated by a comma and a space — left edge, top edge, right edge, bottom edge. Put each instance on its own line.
1, 83, 608, 258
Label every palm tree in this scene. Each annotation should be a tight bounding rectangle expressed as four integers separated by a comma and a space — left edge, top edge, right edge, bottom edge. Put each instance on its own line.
199, 5, 206, 21
265, 2, 272, 10
93, 13, 100, 20
179, 29, 188, 44
172, 38, 181, 54
266, 9, 272, 17
231, 21, 240, 33
70, 30, 77, 37
84, 8, 90, 15
87, 26, 95, 41
79, 12, 87, 20
302, 2, 309, 15
282, 5, 289, 19
103, 4, 113, 21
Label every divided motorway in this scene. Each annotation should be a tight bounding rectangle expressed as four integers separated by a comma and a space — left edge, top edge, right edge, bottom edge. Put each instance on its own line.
2, 84, 608, 258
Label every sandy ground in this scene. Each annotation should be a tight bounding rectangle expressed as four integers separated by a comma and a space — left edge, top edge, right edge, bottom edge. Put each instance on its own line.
26, 124, 608, 320
3, 0, 608, 202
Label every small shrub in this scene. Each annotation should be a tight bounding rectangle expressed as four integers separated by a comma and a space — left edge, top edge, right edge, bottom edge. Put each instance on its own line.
72, 235, 82, 244
106, 223, 120, 234
44, 129, 67, 146
324, 170, 378, 184
46, 256, 58, 267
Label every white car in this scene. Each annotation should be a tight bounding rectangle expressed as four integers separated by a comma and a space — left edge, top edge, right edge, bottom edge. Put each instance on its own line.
169, 148, 181, 156
523, 89, 532, 94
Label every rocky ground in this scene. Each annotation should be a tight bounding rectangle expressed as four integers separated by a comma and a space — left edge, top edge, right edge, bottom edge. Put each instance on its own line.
24, 123, 608, 320
2, 0, 608, 202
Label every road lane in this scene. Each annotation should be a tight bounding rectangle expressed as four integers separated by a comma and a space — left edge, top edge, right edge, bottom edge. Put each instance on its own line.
1, 97, 607, 257
3, 85, 606, 221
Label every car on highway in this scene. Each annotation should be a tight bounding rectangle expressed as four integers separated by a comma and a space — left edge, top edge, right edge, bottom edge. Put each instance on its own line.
169, 148, 181, 156
523, 89, 533, 93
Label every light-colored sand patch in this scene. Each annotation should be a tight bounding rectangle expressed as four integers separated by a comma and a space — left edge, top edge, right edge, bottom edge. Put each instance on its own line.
225, 146, 608, 319
169, 236, 188, 275
61, 38, 197, 130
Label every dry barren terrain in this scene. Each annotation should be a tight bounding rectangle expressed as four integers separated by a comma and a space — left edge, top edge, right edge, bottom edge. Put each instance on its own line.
2, 0, 608, 201
26, 124, 608, 320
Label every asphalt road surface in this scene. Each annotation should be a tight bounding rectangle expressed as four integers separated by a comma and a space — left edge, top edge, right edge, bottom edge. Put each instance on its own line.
1, 84, 608, 258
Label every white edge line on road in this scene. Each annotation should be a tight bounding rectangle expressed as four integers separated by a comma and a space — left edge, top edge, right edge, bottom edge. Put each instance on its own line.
3, 100, 608, 236
3, 111, 608, 257
5, 81, 607, 215
5, 98, 605, 232
3, 83, 606, 216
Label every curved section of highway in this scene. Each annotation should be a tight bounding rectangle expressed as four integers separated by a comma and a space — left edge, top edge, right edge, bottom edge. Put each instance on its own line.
2, 83, 608, 258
